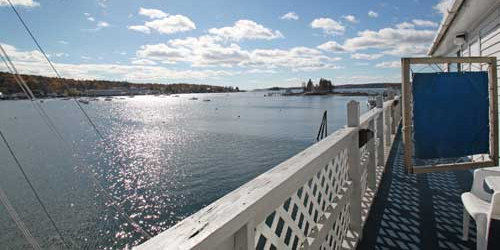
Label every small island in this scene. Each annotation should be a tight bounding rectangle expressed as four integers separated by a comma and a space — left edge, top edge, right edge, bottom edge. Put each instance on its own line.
259, 78, 400, 97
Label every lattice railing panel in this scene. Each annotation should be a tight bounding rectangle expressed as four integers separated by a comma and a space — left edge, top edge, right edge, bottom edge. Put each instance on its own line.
320, 200, 351, 250
255, 148, 349, 250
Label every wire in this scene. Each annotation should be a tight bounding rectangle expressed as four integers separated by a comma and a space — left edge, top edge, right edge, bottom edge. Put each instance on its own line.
0, 45, 65, 142
0, 129, 70, 249
0, 183, 41, 250
6, 0, 152, 240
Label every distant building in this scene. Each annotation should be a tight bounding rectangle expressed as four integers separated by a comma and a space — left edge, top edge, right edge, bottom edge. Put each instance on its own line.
87, 87, 128, 96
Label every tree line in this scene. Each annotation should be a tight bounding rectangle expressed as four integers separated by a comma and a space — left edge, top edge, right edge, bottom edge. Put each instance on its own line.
302, 78, 333, 93
0, 72, 240, 97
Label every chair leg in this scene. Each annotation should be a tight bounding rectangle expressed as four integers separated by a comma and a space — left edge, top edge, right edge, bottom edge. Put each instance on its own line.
462, 208, 469, 241
476, 216, 488, 250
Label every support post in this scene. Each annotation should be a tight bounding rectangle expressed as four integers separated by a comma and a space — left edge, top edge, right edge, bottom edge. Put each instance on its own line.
401, 58, 413, 173
234, 222, 254, 250
385, 94, 394, 146
376, 96, 384, 167
367, 119, 376, 189
488, 58, 499, 165
347, 100, 362, 238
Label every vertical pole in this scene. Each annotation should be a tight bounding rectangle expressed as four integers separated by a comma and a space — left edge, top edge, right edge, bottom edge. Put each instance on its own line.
376, 96, 384, 167
489, 59, 499, 165
401, 58, 413, 173
388, 92, 397, 135
234, 222, 254, 250
385, 94, 394, 146
367, 119, 376, 189
347, 100, 362, 238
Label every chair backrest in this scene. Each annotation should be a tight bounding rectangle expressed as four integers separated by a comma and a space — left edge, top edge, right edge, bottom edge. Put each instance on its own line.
471, 167, 500, 202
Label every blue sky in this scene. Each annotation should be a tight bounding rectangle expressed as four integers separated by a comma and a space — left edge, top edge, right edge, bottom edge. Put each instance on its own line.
0, 0, 449, 89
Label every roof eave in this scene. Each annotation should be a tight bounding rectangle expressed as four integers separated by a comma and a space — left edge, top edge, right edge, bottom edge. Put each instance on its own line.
427, 0, 465, 56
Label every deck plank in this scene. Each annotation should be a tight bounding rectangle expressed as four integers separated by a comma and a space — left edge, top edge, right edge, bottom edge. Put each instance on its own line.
357, 130, 478, 250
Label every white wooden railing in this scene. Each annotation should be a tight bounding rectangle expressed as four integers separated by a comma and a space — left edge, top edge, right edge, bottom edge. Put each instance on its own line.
136, 95, 401, 250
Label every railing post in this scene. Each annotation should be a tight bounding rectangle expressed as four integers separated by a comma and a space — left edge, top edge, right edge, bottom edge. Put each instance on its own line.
347, 100, 362, 238
367, 119, 376, 189
385, 94, 393, 147
389, 93, 397, 135
376, 96, 384, 167
234, 222, 255, 250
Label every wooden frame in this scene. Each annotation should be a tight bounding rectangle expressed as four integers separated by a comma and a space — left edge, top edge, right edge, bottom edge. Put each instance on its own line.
401, 57, 499, 174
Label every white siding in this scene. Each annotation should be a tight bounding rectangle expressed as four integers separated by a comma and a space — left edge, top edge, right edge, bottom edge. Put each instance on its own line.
455, 6, 500, 158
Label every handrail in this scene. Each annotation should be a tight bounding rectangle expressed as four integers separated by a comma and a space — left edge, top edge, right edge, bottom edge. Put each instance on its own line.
136, 95, 402, 250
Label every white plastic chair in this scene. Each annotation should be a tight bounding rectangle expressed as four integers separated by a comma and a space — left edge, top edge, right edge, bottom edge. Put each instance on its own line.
461, 166, 500, 250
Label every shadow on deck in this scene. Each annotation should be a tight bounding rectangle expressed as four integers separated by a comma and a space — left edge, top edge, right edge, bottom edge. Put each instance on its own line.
358, 131, 478, 250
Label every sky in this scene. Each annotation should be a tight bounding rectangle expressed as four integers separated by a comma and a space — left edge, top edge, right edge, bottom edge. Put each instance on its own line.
0, 0, 450, 89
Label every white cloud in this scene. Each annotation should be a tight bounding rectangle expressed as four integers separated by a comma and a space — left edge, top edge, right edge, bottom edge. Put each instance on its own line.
0, 0, 39, 7
375, 61, 400, 68
127, 25, 150, 34
96, 0, 107, 8
244, 47, 342, 71
131, 59, 157, 65
129, 15, 196, 35
135, 35, 342, 71
317, 41, 346, 53
434, 0, 450, 15
334, 74, 399, 84
350, 53, 382, 60
280, 12, 299, 20
311, 18, 345, 35
0, 43, 232, 82
83, 13, 109, 31
57, 40, 69, 45
412, 19, 438, 28
396, 22, 414, 29
139, 7, 168, 19
0, 43, 45, 62
136, 37, 249, 67
208, 20, 283, 41
383, 44, 429, 56
342, 15, 359, 24
368, 10, 378, 18
97, 21, 109, 28
343, 26, 435, 56
52, 53, 69, 57
245, 68, 277, 74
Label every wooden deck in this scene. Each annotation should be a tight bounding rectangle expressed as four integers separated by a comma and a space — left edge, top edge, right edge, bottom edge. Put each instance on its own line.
358, 130, 477, 250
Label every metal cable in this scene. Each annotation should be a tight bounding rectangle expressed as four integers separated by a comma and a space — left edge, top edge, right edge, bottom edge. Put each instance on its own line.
6, 0, 153, 239
0, 129, 70, 248
0, 45, 65, 141
0, 183, 41, 250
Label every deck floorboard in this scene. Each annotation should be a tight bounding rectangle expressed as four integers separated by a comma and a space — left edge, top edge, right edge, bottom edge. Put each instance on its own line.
358, 131, 478, 250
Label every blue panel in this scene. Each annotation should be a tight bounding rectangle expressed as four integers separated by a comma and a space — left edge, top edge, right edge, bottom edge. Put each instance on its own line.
412, 72, 489, 159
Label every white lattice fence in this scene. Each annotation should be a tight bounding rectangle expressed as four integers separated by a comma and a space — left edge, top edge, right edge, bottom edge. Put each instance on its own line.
254, 148, 350, 250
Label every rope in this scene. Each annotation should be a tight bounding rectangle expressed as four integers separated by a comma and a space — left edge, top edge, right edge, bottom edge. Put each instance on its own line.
0, 129, 70, 249
0, 183, 41, 250
6, 0, 153, 240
